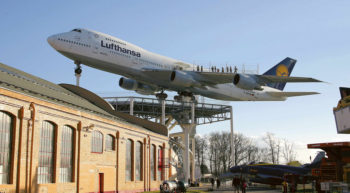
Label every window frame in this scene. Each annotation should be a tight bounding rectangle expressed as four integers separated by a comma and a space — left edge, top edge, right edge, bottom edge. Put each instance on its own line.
105, 134, 115, 151
0, 111, 16, 185
150, 144, 156, 181
157, 146, 163, 181
125, 139, 134, 181
135, 141, 143, 181
91, 130, 103, 154
59, 125, 75, 183
37, 120, 57, 184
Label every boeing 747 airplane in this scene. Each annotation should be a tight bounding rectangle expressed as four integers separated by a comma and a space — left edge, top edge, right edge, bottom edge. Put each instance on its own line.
47, 28, 321, 101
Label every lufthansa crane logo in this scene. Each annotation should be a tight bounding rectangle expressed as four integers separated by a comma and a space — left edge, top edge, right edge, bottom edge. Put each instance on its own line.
276, 65, 289, 77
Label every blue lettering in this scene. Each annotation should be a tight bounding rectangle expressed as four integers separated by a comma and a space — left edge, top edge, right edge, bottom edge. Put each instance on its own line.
101, 40, 141, 57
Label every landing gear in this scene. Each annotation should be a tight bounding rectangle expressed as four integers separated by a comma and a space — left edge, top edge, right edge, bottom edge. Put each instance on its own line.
174, 92, 196, 103
74, 61, 82, 86
156, 90, 168, 100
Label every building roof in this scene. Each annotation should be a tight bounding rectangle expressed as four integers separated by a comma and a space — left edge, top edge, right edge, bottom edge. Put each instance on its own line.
0, 62, 167, 136
308, 142, 350, 149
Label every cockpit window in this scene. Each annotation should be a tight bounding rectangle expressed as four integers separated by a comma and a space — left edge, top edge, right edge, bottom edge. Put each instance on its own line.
72, 29, 82, 33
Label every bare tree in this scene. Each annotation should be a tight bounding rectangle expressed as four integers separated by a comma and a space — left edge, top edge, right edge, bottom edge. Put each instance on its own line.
263, 132, 281, 164
282, 139, 296, 164
194, 135, 209, 174
244, 139, 260, 164
218, 132, 231, 173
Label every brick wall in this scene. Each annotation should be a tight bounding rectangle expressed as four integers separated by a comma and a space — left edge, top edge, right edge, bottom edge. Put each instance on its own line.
0, 88, 169, 193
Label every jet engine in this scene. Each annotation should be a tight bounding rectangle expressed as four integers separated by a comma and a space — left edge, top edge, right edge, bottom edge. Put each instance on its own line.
170, 71, 200, 87
233, 74, 262, 90
119, 77, 159, 95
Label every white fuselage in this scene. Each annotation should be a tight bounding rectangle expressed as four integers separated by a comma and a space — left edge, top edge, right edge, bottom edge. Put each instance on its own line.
47, 28, 285, 101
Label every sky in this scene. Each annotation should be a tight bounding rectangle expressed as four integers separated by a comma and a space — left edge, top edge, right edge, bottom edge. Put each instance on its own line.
1, 0, 350, 163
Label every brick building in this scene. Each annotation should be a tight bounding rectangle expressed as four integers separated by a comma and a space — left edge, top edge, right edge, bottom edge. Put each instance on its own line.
0, 62, 170, 193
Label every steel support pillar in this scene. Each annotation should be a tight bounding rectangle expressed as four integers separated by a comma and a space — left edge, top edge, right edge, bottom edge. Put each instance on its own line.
130, 97, 134, 116
161, 100, 165, 125
191, 137, 195, 182
181, 124, 194, 182
230, 106, 235, 165
180, 102, 196, 182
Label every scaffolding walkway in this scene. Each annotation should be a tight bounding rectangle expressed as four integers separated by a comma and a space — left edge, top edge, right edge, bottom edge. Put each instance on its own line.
104, 97, 232, 125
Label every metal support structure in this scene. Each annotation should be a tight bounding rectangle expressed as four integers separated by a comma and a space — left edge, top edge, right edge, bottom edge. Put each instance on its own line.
191, 102, 195, 124
75, 73, 81, 86
181, 124, 195, 182
104, 96, 233, 181
191, 138, 195, 182
230, 106, 235, 166
161, 100, 165, 125
105, 97, 231, 125
130, 97, 134, 115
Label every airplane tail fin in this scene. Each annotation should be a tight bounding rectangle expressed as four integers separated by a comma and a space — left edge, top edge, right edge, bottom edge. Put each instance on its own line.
303, 151, 325, 169
263, 57, 296, 91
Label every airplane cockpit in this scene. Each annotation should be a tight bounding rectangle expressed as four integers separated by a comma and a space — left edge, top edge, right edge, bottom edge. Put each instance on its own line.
71, 28, 82, 33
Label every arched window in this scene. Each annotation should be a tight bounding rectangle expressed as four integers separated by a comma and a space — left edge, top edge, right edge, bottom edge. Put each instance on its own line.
135, 141, 143, 181
0, 111, 14, 184
38, 121, 56, 184
60, 125, 74, 183
125, 139, 134, 181
91, 131, 103, 153
150, 144, 156, 181
105, 134, 115, 151
157, 146, 163, 181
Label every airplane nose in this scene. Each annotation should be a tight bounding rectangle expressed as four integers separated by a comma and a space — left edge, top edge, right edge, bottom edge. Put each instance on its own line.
47, 35, 56, 47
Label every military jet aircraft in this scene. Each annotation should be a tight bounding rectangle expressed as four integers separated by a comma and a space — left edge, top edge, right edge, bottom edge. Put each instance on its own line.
229, 152, 325, 185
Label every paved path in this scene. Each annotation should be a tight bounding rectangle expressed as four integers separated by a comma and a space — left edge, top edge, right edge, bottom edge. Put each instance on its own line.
190, 184, 282, 193
211, 189, 281, 193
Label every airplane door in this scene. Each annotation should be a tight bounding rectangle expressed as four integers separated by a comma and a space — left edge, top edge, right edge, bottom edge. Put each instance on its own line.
92, 33, 99, 54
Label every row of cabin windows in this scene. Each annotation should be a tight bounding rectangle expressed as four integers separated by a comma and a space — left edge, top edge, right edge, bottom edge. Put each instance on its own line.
139, 59, 168, 69
57, 38, 91, 48
109, 50, 131, 59
105, 37, 126, 46
125, 140, 163, 182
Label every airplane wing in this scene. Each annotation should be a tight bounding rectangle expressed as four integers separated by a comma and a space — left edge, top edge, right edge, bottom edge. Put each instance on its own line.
141, 69, 234, 85
199, 73, 322, 85
141, 68, 173, 80
267, 91, 320, 97
256, 75, 322, 83
142, 69, 322, 89
191, 72, 234, 85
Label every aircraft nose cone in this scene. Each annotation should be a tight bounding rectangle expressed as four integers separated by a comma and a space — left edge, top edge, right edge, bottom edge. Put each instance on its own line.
47, 35, 56, 47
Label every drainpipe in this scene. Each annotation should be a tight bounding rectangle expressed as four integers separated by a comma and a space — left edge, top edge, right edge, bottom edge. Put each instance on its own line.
16, 107, 24, 193
77, 122, 82, 193
144, 138, 147, 191
116, 131, 119, 193
28, 103, 35, 193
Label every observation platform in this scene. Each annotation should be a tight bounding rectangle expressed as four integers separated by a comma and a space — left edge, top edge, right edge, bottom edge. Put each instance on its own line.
104, 97, 232, 125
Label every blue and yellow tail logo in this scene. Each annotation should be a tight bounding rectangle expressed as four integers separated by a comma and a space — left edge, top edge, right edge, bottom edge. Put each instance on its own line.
263, 57, 296, 91
276, 65, 289, 77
